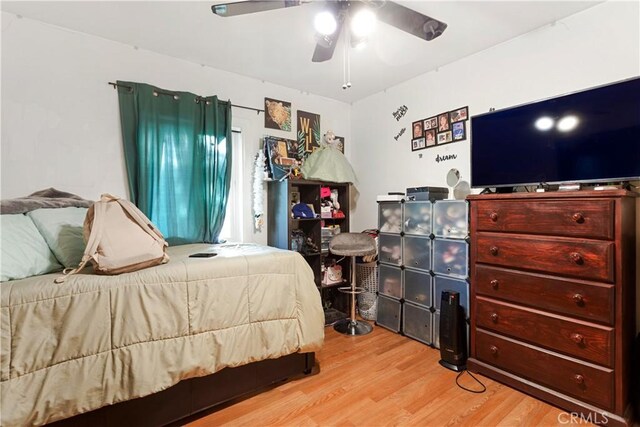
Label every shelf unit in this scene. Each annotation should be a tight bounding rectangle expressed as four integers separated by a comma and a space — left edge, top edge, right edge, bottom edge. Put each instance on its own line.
268, 179, 351, 324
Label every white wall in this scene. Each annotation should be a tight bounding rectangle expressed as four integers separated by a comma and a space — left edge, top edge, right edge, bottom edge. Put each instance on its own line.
0, 12, 351, 245
350, 0, 640, 332
350, 0, 640, 231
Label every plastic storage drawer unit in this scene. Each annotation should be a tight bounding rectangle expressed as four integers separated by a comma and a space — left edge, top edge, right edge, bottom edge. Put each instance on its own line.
433, 200, 469, 239
434, 275, 470, 318
378, 234, 402, 265
376, 295, 402, 332
378, 202, 402, 234
433, 238, 469, 278
403, 236, 432, 271
403, 201, 433, 236
403, 268, 432, 308
403, 302, 433, 345
379, 264, 402, 299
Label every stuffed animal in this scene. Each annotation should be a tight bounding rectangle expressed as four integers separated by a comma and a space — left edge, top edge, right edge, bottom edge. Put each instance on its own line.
330, 189, 340, 211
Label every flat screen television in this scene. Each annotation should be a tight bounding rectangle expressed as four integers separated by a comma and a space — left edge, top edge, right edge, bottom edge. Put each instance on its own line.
470, 77, 640, 188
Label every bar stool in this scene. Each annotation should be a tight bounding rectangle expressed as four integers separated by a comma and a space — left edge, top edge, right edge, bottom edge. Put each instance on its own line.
329, 233, 377, 336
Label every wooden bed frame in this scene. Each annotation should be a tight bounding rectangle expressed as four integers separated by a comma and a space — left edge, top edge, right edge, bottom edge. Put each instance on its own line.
49, 352, 315, 427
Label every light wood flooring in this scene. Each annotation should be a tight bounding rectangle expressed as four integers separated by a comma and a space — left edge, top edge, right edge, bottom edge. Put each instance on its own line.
187, 322, 583, 426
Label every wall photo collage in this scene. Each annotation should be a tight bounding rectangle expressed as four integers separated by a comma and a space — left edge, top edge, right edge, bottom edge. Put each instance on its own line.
411, 106, 468, 152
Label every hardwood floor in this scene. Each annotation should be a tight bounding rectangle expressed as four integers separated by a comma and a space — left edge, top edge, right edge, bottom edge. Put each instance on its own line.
186, 323, 584, 426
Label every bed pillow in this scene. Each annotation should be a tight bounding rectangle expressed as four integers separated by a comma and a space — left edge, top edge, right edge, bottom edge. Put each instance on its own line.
27, 207, 88, 268
1, 214, 63, 281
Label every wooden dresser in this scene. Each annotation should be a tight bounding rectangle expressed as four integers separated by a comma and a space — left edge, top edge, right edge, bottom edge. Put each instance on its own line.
467, 190, 637, 426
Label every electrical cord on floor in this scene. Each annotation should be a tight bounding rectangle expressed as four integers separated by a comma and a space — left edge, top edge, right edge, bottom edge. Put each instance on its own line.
455, 369, 487, 393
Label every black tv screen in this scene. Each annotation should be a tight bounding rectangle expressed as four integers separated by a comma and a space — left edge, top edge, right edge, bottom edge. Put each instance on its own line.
471, 77, 640, 188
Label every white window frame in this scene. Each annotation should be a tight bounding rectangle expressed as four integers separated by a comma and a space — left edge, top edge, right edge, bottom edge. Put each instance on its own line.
219, 128, 243, 242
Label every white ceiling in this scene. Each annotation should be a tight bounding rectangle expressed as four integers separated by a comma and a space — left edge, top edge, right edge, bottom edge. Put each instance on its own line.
1, 1, 601, 103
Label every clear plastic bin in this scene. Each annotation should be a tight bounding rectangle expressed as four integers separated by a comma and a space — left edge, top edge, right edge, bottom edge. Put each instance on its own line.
378, 264, 402, 299
434, 275, 470, 317
433, 238, 468, 278
403, 201, 433, 235
378, 234, 402, 266
403, 302, 433, 345
376, 295, 402, 332
378, 202, 402, 234
403, 268, 432, 308
403, 236, 432, 271
433, 200, 468, 239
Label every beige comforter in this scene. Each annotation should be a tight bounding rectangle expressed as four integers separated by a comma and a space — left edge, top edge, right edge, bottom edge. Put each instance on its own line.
0, 243, 324, 426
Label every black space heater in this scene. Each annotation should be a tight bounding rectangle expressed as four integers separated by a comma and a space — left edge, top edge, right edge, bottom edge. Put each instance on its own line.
439, 290, 467, 372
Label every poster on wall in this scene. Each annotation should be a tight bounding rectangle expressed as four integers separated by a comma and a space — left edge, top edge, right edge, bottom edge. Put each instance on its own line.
264, 97, 292, 132
334, 135, 345, 153
297, 110, 321, 153
264, 136, 303, 181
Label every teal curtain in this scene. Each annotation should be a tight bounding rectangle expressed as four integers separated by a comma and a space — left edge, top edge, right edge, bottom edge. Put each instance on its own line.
117, 81, 232, 244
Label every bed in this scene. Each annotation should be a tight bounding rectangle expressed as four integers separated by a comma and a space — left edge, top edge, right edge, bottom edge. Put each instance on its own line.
0, 243, 324, 426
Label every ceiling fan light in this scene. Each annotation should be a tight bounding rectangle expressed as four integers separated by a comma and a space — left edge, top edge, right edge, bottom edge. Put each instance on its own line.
351, 8, 376, 38
314, 11, 337, 36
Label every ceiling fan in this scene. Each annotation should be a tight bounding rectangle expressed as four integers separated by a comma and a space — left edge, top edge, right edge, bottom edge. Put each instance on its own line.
211, 1, 448, 63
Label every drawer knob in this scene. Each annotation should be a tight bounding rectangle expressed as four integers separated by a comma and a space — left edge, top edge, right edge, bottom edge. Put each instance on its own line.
572, 293, 585, 305
489, 345, 499, 355
569, 252, 583, 264
570, 333, 585, 344
489, 212, 499, 222
490, 313, 499, 323
573, 374, 585, 385
490, 279, 499, 289
572, 213, 585, 223
490, 246, 499, 256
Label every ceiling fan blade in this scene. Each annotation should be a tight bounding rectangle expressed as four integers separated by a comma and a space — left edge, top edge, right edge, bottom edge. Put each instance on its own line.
373, 1, 447, 41
212, 0, 303, 17
312, 6, 346, 62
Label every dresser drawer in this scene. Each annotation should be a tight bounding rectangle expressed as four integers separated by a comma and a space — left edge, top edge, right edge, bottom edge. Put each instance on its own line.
475, 329, 614, 410
475, 265, 614, 325
476, 297, 613, 367
474, 200, 614, 240
475, 233, 614, 282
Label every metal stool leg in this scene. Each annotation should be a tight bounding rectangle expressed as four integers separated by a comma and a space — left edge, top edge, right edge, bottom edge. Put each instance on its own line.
334, 256, 373, 336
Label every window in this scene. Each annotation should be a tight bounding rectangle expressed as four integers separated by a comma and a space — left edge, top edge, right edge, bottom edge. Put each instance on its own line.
218, 129, 243, 242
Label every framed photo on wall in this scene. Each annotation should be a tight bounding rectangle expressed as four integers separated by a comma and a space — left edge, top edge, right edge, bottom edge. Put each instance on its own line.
437, 113, 450, 132
450, 106, 469, 123
412, 120, 424, 139
425, 129, 436, 146
437, 131, 452, 145
411, 137, 426, 151
424, 117, 437, 130
452, 121, 466, 141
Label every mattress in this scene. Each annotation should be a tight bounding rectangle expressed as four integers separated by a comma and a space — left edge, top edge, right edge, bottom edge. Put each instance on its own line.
0, 243, 324, 426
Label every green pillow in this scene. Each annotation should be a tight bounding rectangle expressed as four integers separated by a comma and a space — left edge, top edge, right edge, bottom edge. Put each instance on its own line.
1, 214, 62, 281
27, 207, 88, 268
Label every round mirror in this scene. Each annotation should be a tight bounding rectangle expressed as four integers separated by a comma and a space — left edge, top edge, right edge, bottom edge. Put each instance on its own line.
453, 180, 471, 200
446, 168, 461, 188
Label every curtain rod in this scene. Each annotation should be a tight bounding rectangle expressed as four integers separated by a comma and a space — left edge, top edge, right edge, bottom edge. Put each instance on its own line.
108, 82, 263, 115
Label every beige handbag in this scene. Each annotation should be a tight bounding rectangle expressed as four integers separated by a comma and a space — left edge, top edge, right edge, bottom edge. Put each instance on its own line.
55, 194, 169, 283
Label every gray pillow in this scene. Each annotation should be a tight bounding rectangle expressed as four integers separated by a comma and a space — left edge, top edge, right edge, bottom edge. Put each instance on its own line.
1, 214, 62, 281
27, 207, 88, 268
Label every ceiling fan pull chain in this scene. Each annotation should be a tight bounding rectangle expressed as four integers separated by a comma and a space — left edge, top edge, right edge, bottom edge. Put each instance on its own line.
346, 46, 352, 89
342, 29, 348, 90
